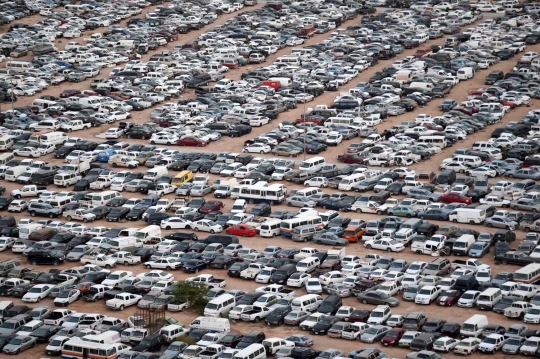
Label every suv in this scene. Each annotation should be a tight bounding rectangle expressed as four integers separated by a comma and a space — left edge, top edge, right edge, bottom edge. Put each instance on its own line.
0, 260, 21, 277
28, 202, 62, 218
249, 203, 271, 217
237, 331, 265, 349
402, 312, 427, 331
493, 229, 516, 243
422, 258, 451, 276
27, 250, 66, 266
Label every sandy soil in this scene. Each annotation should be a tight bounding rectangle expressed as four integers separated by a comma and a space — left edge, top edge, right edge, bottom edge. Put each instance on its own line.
1, 4, 539, 359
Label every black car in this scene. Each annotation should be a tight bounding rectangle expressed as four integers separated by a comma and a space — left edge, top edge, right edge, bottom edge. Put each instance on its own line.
218, 333, 244, 348
90, 206, 112, 219
80, 271, 108, 284
236, 331, 265, 350
126, 208, 146, 221
310, 316, 340, 335
228, 125, 252, 137
422, 319, 446, 333
237, 292, 264, 306
54, 146, 75, 159
0, 197, 13, 210
265, 306, 292, 326
106, 207, 130, 222
440, 322, 461, 338
210, 255, 235, 269
135, 248, 155, 263
227, 262, 248, 277
0, 335, 15, 350
306, 142, 327, 154
133, 334, 167, 352
31, 325, 62, 342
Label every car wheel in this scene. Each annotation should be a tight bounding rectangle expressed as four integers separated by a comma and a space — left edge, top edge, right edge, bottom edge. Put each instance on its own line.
366, 244, 372, 249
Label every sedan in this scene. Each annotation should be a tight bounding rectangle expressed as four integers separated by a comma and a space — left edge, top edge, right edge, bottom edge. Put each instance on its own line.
468, 242, 490, 258
14, 147, 42, 157
361, 325, 391, 343
387, 205, 418, 218
357, 291, 400, 307
285, 334, 314, 347
2, 335, 37, 354
243, 143, 271, 154
313, 234, 348, 246
485, 216, 519, 230
286, 196, 316, 208
365, 239, 404, 252
160, 217, 192, 230
182, 259, 208, 273
192, 220, 222, 233
190, 185, 212, 197
284, 311, 310, 326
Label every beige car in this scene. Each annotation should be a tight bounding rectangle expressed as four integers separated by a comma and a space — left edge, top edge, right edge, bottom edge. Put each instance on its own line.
109, 155, 139, 168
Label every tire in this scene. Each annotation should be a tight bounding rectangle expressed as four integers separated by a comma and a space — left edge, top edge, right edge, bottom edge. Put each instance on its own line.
53, 260, 59, 266
32, 260, 37, 266
105, 264, 111, 269
31, 211, 36, 217
487, 223, 493, 228
119, 305, 124, 311
166, 266, 172, 270
83, 218, 88, 223
124, 261, 129, 266
386, 248, 392, 252
356, 209, 362, 213
67, 216, 72, 220
362, 299, 368, 304
366, 244, 372, 249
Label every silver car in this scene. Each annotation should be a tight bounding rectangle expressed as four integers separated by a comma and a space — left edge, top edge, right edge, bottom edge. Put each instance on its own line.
66, 245, 92, 261
284, 310, 310, 326
502, 337, 525, 354
3, 335, 37, 354
360, 325, 390, 343
485, 216, 519, 230
190, 185, 212, 197
286, 196, 316, 208
402, 285, 422, 301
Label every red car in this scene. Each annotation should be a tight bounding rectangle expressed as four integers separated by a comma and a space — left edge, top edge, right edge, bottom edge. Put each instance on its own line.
437, 290, 462, 306
441, 192, 472, 204
296, 115, 325, 125
381, 328, 406, 347
199, 201, 224, 214
337, 153, 365, 164
60, 89, 81, 98
226, 224, 257, 237
177, 137, 207, 147
349, 309, 371, 323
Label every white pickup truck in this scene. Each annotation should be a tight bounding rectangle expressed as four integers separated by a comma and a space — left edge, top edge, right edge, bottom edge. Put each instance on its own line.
106, 293, 142, 310
110, 251, 142, 266
80, 253, 117, 268
185, 274, 226, 288
11, 185, 47, 198
255, 284, 296, 298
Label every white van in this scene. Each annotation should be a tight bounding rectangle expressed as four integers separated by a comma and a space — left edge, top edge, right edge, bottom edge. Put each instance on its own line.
338, 173, 365, 191
54, 172, 82, 187
259, 219, 281, 237
299, 157, 325, 174
295, 187, 322, 198
452, 234, 476, 255
453, 155, 482, 168
189, 317, 230, 333
143, 166, 168, 181
0, 136, 14, 151
476, 288, 502, 310
417, 135, 448, 148
32, 99, 58, 111
41, 132, 68, 146
19, 223, 45, 240
461, 314, 488, 338
6, 60, 34, 71
233, 344, 266, 359
17, 320, 44, 336
84, 331, 121, 344
134, 225, 161, 242
107, 237, 143, 252
448, 208, 486, 224
256, 31, 280, 40
0, 153, 14, 168
204, 294, 235, 317
50, 197, 75, 211
291, 294, 324, 312
5, 165, 27, 181
457, 67, 475, 80
91, 191, 121, 207
230, 199, 247, 214
296, 257, 320, 273
159, 324, 188, 342
274, 56, 301, 66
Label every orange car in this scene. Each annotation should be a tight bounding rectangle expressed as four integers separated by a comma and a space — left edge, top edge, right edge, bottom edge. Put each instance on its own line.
73, 281, 94, 293
226, 224, 257, 237
342, 226, 365, 243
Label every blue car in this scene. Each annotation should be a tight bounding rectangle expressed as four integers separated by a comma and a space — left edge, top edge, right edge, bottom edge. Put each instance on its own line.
468, 241, 490, 258
182, 259, 208, 273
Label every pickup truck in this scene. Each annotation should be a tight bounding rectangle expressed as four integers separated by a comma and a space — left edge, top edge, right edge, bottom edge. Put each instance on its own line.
110, 251, 142, 266
359, 253, 381, 266
451, 259, 490, 273
341, 322, 370, 340
240, 263, 264, 279
504, 301, 534, 319
240, 306, 274, 322
11, 185, 47, 198
106, 292, 142, 310
80, 253, 117, 268
0, 278, 29, 295
255, 284, 296, 298
199, 344, 226, 359
185, 274, 226, 288
149, 183, 176, 197
83, 284, 112, 302
197, 332, 226, 347
168, 298, 191, 312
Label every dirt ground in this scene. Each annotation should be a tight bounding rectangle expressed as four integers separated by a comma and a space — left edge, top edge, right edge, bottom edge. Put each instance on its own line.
1, 4, 539, 359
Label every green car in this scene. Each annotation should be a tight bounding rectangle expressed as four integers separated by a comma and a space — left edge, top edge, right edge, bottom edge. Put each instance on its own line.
388, 205, 418, 218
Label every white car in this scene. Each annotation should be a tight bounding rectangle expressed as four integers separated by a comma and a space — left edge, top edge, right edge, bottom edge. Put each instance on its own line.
433, 336, 459, 353
364, 239, 404, 252
145, 258, 179, 270
104, 128, 124, 139
414, 286, 441, 305
287, 272, 311, 288
305, 278, 323, 294
8, 200, 27, 212
454, 337, 481, 355
255, 267, 276, 284
243, 143, 271, 154
23, 284, 53, 302
53, 289, 81, 306
150, 134, 179, 145
249, 117, 269, 127
479, 334, 506, 353
191, 220, 222, 233
160, 217, 192, 230
524, 307, 540, 324
457, 290, 480, 308
14, 147, 41, 157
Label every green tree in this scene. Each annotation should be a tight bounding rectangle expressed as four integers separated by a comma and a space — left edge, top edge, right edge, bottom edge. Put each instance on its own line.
171, 280, 209, 314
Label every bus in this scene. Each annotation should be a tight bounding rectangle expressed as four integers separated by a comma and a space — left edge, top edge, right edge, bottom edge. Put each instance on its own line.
62, 339, 130, 359
417, 135, 448, 148
514, 263, 540, 283
280, 214, 322, 237
239, 184, 285, 205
